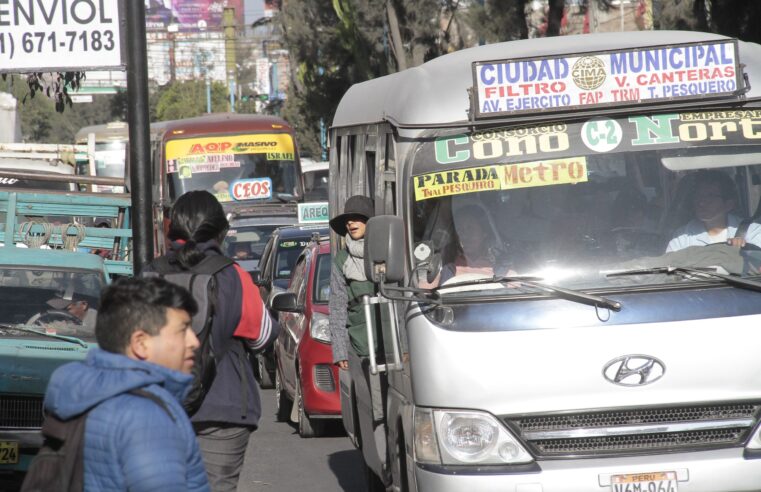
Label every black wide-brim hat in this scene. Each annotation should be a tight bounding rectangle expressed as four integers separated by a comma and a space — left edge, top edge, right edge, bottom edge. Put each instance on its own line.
329, 195, 375, 236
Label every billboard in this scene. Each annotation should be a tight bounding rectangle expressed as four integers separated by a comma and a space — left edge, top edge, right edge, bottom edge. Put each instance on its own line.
145, 0, 244, 32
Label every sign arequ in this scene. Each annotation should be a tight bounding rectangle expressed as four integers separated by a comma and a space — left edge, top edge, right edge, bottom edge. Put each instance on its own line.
298, 202, 329, 223
472, 40, 743, 119
0, 0, 125, 72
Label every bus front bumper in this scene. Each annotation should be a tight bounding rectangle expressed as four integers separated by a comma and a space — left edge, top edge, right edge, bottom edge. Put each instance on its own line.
414, 448, 761, 492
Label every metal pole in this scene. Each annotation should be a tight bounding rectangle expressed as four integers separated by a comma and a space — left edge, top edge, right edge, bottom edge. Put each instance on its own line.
206, 76, 212, 113
125, 0, 154, 273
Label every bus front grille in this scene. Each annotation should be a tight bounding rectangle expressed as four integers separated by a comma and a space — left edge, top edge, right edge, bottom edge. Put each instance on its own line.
504, 402, 761, 458
0, 395, 44, 428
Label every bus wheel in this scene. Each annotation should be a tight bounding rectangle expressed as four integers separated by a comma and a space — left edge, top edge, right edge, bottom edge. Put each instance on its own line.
392, 427, 410, 492
275, 369, 291, 422
363, 460, 387, 492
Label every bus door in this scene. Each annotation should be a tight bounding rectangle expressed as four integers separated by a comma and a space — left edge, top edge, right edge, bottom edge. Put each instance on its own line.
333, 126, 402, 485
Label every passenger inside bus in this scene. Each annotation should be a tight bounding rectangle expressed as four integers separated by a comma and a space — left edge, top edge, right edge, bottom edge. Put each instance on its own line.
421, 204, 513, 287
666, 170, 761, 252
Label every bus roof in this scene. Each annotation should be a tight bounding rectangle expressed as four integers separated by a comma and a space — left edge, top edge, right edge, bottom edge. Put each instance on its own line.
74, 122, 128, 142
333, 31, 761, 129
151, 113, 294, 140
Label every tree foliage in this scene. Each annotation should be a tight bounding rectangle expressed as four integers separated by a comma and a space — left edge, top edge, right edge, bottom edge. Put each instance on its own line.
3, 71, 86, 113
465, 0, 528, 44
154, 80, 230, 121
4, 75, 128, 143
280, 0, 446, 158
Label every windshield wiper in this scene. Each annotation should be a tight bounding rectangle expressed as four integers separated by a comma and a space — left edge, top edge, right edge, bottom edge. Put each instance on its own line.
0, 323, 88, 348
436, 275, 622, 311
606, 266, 761, 294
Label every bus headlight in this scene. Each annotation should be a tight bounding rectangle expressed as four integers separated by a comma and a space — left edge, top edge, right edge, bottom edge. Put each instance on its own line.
310, 312, 331, 343
413, 407, 533, 465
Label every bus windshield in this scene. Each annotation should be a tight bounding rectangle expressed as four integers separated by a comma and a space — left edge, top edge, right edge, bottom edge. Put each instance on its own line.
411, 109, 761, 294
92, 141, 127, 178
165, 133, 302, 204
75, 122, 128, 193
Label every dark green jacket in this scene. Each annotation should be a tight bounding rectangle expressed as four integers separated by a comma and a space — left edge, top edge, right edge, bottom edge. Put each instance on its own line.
332, 249, 379, 358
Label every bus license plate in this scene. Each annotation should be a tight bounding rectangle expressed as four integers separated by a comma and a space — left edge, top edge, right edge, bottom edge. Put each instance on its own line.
611, 471, 678, 492
0, 441, 19, 464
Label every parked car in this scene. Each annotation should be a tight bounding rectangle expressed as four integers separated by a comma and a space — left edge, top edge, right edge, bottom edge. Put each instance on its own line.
271, 236, 339, 437
252, 224, 329, 387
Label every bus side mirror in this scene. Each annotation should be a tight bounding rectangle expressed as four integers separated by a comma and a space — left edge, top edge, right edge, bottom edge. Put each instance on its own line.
364, 215, 405, 283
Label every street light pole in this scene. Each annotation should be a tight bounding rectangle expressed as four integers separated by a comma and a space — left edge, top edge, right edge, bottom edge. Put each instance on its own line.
125, 0, 153, 272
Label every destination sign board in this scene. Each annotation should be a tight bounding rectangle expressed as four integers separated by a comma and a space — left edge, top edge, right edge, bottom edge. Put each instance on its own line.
0, 0, 125, 72
472, 40, 743, 118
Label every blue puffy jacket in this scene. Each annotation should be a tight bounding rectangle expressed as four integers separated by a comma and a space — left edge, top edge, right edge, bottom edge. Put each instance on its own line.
44, 348, 210, 492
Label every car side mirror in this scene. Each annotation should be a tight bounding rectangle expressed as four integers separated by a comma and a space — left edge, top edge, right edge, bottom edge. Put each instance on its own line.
249, 269, 262, 285
364, 215, 405, 283
270, 292, 301, 313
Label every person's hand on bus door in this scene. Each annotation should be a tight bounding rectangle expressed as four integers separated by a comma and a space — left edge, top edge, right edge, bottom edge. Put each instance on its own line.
336, 360, 348, 370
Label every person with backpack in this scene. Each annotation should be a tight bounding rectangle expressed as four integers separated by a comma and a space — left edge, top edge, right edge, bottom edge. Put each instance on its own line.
26, 276, 209, 492
143, 190, 277, 492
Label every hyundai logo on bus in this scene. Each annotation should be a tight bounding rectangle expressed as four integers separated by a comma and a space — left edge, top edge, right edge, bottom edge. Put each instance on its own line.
603, 355, 665, 386
298, 202, 329, 224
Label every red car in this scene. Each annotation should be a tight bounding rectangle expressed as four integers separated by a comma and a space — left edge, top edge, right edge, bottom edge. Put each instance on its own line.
271, 237, 339, 437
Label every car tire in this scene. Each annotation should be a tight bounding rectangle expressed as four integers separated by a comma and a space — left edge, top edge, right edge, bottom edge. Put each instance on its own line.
296, 374, 325, 438
275, 369, 291, 422
258, 354, 274, 389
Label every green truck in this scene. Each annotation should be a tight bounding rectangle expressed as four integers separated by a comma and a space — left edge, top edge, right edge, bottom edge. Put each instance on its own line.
0, 163, 131, 474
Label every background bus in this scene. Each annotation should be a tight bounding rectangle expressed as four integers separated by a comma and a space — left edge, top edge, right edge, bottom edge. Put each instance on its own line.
301, 157, 329, 201
149, 113, 304, 255
150, 113, 303, 209
74, 121, 128, 193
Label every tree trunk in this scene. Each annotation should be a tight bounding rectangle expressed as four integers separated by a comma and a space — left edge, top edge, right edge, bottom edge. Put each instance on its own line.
545, 0, 565, 36
386, 0, 407, 71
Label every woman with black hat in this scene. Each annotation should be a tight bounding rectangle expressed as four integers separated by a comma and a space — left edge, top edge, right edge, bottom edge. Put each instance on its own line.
328, 195, 376, 370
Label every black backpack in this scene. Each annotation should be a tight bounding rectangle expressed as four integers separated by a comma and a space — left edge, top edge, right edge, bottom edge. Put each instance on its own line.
21, 389, 173, 492
143, 254, 234, 415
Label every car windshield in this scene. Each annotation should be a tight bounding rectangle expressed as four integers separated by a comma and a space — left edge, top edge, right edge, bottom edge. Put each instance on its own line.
0, 267, 104, 340
411, 109, 761, 295
313, 253, 331, 303
275, 238, 311, 280
165, 133, 303, 204
224, 225, 279, 261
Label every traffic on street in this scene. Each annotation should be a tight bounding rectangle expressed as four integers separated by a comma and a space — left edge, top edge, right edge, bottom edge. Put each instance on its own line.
3, 1, 761, 492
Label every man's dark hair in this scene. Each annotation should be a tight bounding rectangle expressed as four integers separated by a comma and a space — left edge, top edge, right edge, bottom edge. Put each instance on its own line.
95, 277, 198, 354
694, 170, 736, 201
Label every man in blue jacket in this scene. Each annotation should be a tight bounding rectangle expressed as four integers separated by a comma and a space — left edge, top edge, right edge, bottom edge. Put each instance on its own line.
43, 277, 210, 492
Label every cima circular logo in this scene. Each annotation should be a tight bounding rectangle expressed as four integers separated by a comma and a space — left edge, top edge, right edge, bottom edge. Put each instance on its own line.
572, 56, 606, 90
